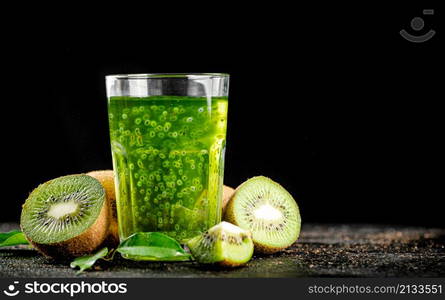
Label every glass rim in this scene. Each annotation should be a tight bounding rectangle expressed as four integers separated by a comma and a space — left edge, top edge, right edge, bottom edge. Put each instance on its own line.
106, 73, 230, 80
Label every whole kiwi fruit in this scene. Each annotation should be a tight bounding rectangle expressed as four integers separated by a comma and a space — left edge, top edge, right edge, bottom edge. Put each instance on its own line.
222, 185, 235, 213
86, 170, 119, 247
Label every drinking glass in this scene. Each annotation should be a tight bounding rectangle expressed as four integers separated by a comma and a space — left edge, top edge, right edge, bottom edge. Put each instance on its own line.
105, 74, 229, 242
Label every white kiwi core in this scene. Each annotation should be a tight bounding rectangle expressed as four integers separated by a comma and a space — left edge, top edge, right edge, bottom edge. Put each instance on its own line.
253, 204, 283, 221
47, 201, 79, 219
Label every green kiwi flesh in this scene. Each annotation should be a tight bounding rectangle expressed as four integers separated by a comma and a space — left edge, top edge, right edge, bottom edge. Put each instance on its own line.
224, 176, 301, 254
20, 174, 109, 258
186, 221, 254, 267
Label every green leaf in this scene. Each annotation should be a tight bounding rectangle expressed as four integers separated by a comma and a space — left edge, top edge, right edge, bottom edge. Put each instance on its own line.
117, 232, 192, 261
0, 230, 29, 247
70, 247, 108, 274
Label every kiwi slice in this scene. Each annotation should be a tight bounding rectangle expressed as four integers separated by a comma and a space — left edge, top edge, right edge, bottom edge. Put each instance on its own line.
186, 221, 254, 267
20, 174, 110, 259
224, 176, 301, 254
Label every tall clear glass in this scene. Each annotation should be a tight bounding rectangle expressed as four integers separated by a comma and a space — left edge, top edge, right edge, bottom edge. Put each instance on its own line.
105, 74, 229, 242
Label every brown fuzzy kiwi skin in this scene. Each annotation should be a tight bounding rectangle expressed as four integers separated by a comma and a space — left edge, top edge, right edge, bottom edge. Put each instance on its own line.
252, 243, 287, 255
223, 184, 242, 234
223, 177, 299, 254
221, 185, 235, 213
23, 201, 110, 259
218, 260, 248, 268
86, 170, 120, 248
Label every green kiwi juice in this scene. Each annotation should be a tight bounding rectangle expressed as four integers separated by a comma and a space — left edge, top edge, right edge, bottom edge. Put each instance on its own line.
107, 96, 228, 242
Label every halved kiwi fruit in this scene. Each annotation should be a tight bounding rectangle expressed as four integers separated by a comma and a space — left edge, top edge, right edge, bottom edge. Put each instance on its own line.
20, 174, 111, 259
186, 221, 254, 267
224, 176, 301, 254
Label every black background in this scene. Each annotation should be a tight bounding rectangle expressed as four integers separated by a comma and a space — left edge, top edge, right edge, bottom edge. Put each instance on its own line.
2, 3, 442, 227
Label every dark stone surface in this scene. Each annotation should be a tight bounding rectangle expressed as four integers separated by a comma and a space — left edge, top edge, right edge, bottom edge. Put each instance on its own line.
1, 223, 444, 278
